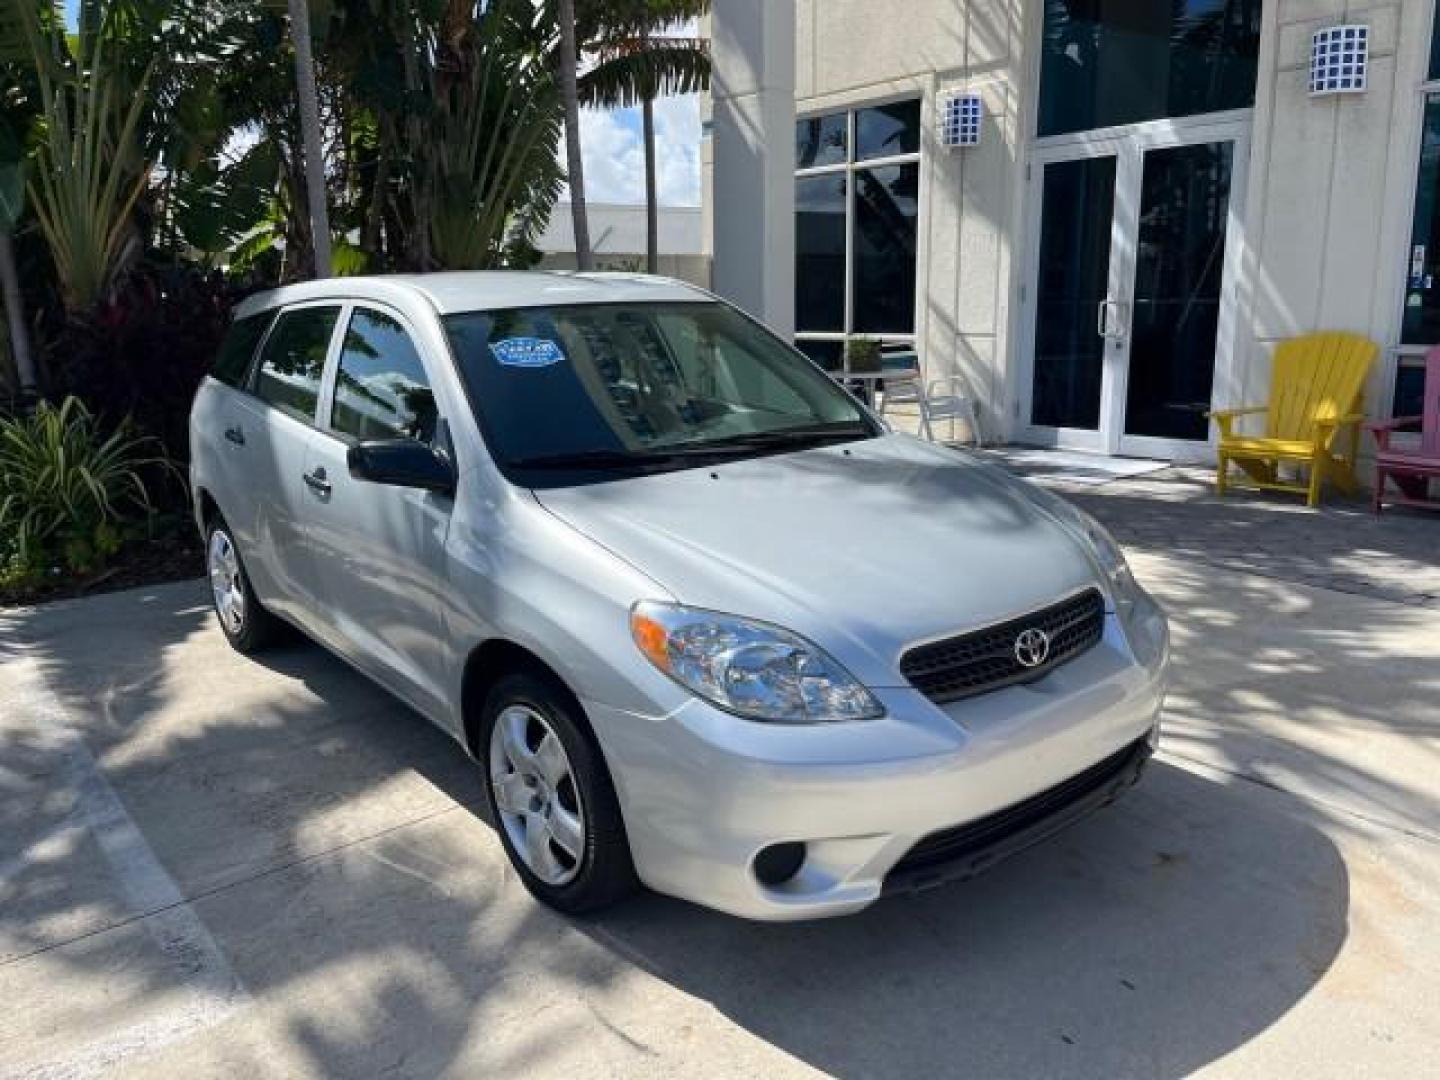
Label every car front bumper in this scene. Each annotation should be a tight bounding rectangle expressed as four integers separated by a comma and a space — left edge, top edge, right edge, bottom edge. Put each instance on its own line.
587, 605, 1169, 921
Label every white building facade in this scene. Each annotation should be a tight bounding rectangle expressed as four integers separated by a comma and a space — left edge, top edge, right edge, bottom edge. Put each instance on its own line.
708, 0, 1440, 461
537, 202, 710, 286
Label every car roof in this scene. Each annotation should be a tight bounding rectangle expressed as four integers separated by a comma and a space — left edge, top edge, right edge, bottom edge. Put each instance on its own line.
232, 271, 714, 319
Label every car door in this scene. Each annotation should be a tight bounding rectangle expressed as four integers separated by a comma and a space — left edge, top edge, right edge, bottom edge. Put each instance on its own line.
192, 309, 276, 551
241, 302, 345, 627
301, 302, 454, 716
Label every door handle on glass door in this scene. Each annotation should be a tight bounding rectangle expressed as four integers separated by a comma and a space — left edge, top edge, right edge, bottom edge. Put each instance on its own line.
224, 426, 245, 446
303, 467, 331, 495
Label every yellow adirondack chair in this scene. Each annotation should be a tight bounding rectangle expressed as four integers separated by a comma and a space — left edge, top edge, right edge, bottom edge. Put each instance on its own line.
1208, 332, 1378, 507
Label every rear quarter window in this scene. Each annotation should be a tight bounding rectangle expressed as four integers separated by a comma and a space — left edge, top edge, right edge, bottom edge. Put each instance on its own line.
211, 311, 275, 389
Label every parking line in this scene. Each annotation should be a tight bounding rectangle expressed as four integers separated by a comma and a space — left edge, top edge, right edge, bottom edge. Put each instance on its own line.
2, 659, 249, 1080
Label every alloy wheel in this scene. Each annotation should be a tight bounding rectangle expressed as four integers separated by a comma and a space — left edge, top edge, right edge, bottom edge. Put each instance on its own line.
489, 704, 586, 886
208, 529, 246, 635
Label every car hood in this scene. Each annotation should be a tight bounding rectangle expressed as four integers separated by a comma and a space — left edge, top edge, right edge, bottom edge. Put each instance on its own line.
532, 435, 1103, 686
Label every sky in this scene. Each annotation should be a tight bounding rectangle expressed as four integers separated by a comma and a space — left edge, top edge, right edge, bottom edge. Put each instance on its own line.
573, 95, 702, 207
62, 0, 701, 208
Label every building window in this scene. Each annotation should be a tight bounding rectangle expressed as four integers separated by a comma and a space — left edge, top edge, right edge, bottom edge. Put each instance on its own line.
1397, 8, 1440, 414
1038, 0, 1263, 138
795, 99, 921, 371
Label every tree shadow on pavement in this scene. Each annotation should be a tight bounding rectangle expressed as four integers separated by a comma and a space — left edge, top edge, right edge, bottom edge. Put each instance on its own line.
0, 577, 1354, 1079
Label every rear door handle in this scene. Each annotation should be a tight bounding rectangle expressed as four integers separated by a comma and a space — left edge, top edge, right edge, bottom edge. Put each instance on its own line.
303, 467, 331, 495
224, 426, 245, 446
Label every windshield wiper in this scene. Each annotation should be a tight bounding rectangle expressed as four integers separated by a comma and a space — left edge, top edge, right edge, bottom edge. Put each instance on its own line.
509, 424, 873, 471
697, 422, 873, 450
508, 449, 682, 470
507, 446, 744, 470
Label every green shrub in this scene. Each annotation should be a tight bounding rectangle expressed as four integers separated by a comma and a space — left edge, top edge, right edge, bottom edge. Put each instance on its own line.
0, 397, 172, 580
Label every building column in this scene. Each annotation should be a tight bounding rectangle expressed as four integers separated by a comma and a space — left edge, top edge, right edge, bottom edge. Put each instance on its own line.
710, 0, 795, 337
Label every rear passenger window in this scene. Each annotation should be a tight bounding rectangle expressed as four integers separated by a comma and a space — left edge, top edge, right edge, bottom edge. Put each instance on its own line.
253, 306, 340, 422
330, 309, 438, 444
211, 311, 273, 388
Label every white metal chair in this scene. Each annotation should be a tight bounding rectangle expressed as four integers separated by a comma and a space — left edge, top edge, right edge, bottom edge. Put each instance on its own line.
920, 375, 983, 445
877, 372, 934, 440
878, 372, 983, 445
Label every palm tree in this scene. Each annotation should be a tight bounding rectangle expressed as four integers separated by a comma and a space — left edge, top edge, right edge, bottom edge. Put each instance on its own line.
0, 72, 36, 394
287, 0, 332, 277
556, 0, 592, 270
581, 0, 709, 273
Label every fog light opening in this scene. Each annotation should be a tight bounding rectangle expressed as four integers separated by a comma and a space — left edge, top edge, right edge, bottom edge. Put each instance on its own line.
753, 841, 807, 887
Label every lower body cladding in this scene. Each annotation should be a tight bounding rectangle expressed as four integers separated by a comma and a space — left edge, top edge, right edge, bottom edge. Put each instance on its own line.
587, 611, 1168, 921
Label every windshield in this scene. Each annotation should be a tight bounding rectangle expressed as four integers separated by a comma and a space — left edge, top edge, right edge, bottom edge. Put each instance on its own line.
444, 301, 876, 484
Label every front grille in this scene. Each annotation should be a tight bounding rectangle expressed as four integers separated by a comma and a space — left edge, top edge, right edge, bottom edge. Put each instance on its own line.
886, 737, 1148, 883
899, 589, 1105, 704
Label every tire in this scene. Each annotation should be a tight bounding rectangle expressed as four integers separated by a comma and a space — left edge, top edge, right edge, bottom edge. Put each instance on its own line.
479, 671, 638, 914
205, 515, 280, 654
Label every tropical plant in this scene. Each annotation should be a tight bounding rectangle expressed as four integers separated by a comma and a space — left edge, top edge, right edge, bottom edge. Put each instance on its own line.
580, 0, 709, 273
3, 0, 154, 313
846, 336, 882, 373
0, 396, 172, 577
417, 11, 565, 270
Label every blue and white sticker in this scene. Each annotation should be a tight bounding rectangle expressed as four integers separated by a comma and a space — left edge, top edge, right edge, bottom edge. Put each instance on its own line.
491, 337, 565, 368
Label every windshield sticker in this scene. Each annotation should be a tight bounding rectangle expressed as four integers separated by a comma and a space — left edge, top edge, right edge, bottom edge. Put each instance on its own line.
491, 337, 565, 368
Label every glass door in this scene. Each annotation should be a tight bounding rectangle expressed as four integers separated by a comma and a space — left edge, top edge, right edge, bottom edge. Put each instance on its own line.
1023, 141, 1130, 453
1117, 138, 1238, 455
1022, 119, 1248, 460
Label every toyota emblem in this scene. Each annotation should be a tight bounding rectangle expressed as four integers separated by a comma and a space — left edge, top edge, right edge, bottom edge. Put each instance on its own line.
1014, 627, 1051, 668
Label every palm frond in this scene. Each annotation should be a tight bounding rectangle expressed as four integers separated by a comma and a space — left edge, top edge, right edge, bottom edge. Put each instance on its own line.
579, 36, 709, 109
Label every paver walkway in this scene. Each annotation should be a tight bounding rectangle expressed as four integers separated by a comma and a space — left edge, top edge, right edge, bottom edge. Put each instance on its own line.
986, 457, 1440, 609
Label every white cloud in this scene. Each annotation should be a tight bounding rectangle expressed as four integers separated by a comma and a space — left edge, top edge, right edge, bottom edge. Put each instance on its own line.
565, 93, 702, 208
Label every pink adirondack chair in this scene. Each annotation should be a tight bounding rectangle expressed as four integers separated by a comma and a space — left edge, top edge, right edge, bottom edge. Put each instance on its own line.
1367, 347, 1440, 514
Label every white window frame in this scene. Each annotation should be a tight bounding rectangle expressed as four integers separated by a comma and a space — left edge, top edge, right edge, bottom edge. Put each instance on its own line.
794, 100, 922, 372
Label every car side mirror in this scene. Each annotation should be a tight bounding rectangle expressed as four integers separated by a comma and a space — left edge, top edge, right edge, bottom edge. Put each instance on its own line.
347, 438, 456, 496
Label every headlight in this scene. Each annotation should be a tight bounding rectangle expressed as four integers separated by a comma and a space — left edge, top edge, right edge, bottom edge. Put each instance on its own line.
630, 601, 885, 723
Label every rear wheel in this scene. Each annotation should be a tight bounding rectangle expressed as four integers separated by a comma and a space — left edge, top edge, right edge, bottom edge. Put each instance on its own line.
480, 671, 638, 914
206, 517, 279, 654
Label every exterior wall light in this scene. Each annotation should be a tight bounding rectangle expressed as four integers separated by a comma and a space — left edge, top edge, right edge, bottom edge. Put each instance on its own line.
1310, 24, 1369, 95
939, 92, 983, 149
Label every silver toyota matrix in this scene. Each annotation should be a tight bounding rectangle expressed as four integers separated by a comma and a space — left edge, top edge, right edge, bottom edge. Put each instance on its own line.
189, 272, 1170, 920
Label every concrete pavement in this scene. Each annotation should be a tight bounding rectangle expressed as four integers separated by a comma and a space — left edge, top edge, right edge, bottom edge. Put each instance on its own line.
1, 544, 1437, 1077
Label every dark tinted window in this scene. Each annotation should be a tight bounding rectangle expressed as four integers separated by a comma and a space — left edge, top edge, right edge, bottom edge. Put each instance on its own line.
331, 309, 438, 443
795, 112, 847, 169
1431, 9, 1440, 81
1039, 0, 1261, 137
254, 306, 340, 422
795, 174, 846, 332
211, 312, 273, 388
795, 339, 843, 373
1393, 363, 1426, 425
1404, 95, 1440, 345
852, 163, 918, 334
855, 100, 921, 161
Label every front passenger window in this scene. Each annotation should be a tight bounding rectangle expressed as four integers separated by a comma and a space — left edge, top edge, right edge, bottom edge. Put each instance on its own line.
331, 309, 438, 444
254, 306, 340, 422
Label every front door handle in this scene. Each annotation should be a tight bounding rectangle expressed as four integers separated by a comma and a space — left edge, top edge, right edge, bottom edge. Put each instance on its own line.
303, 467, 331, 495
224, 426, 246, 446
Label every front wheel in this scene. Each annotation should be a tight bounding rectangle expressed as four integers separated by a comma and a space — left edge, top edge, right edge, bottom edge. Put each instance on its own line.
480, 672, 638, 914
206, 518, 279, 654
